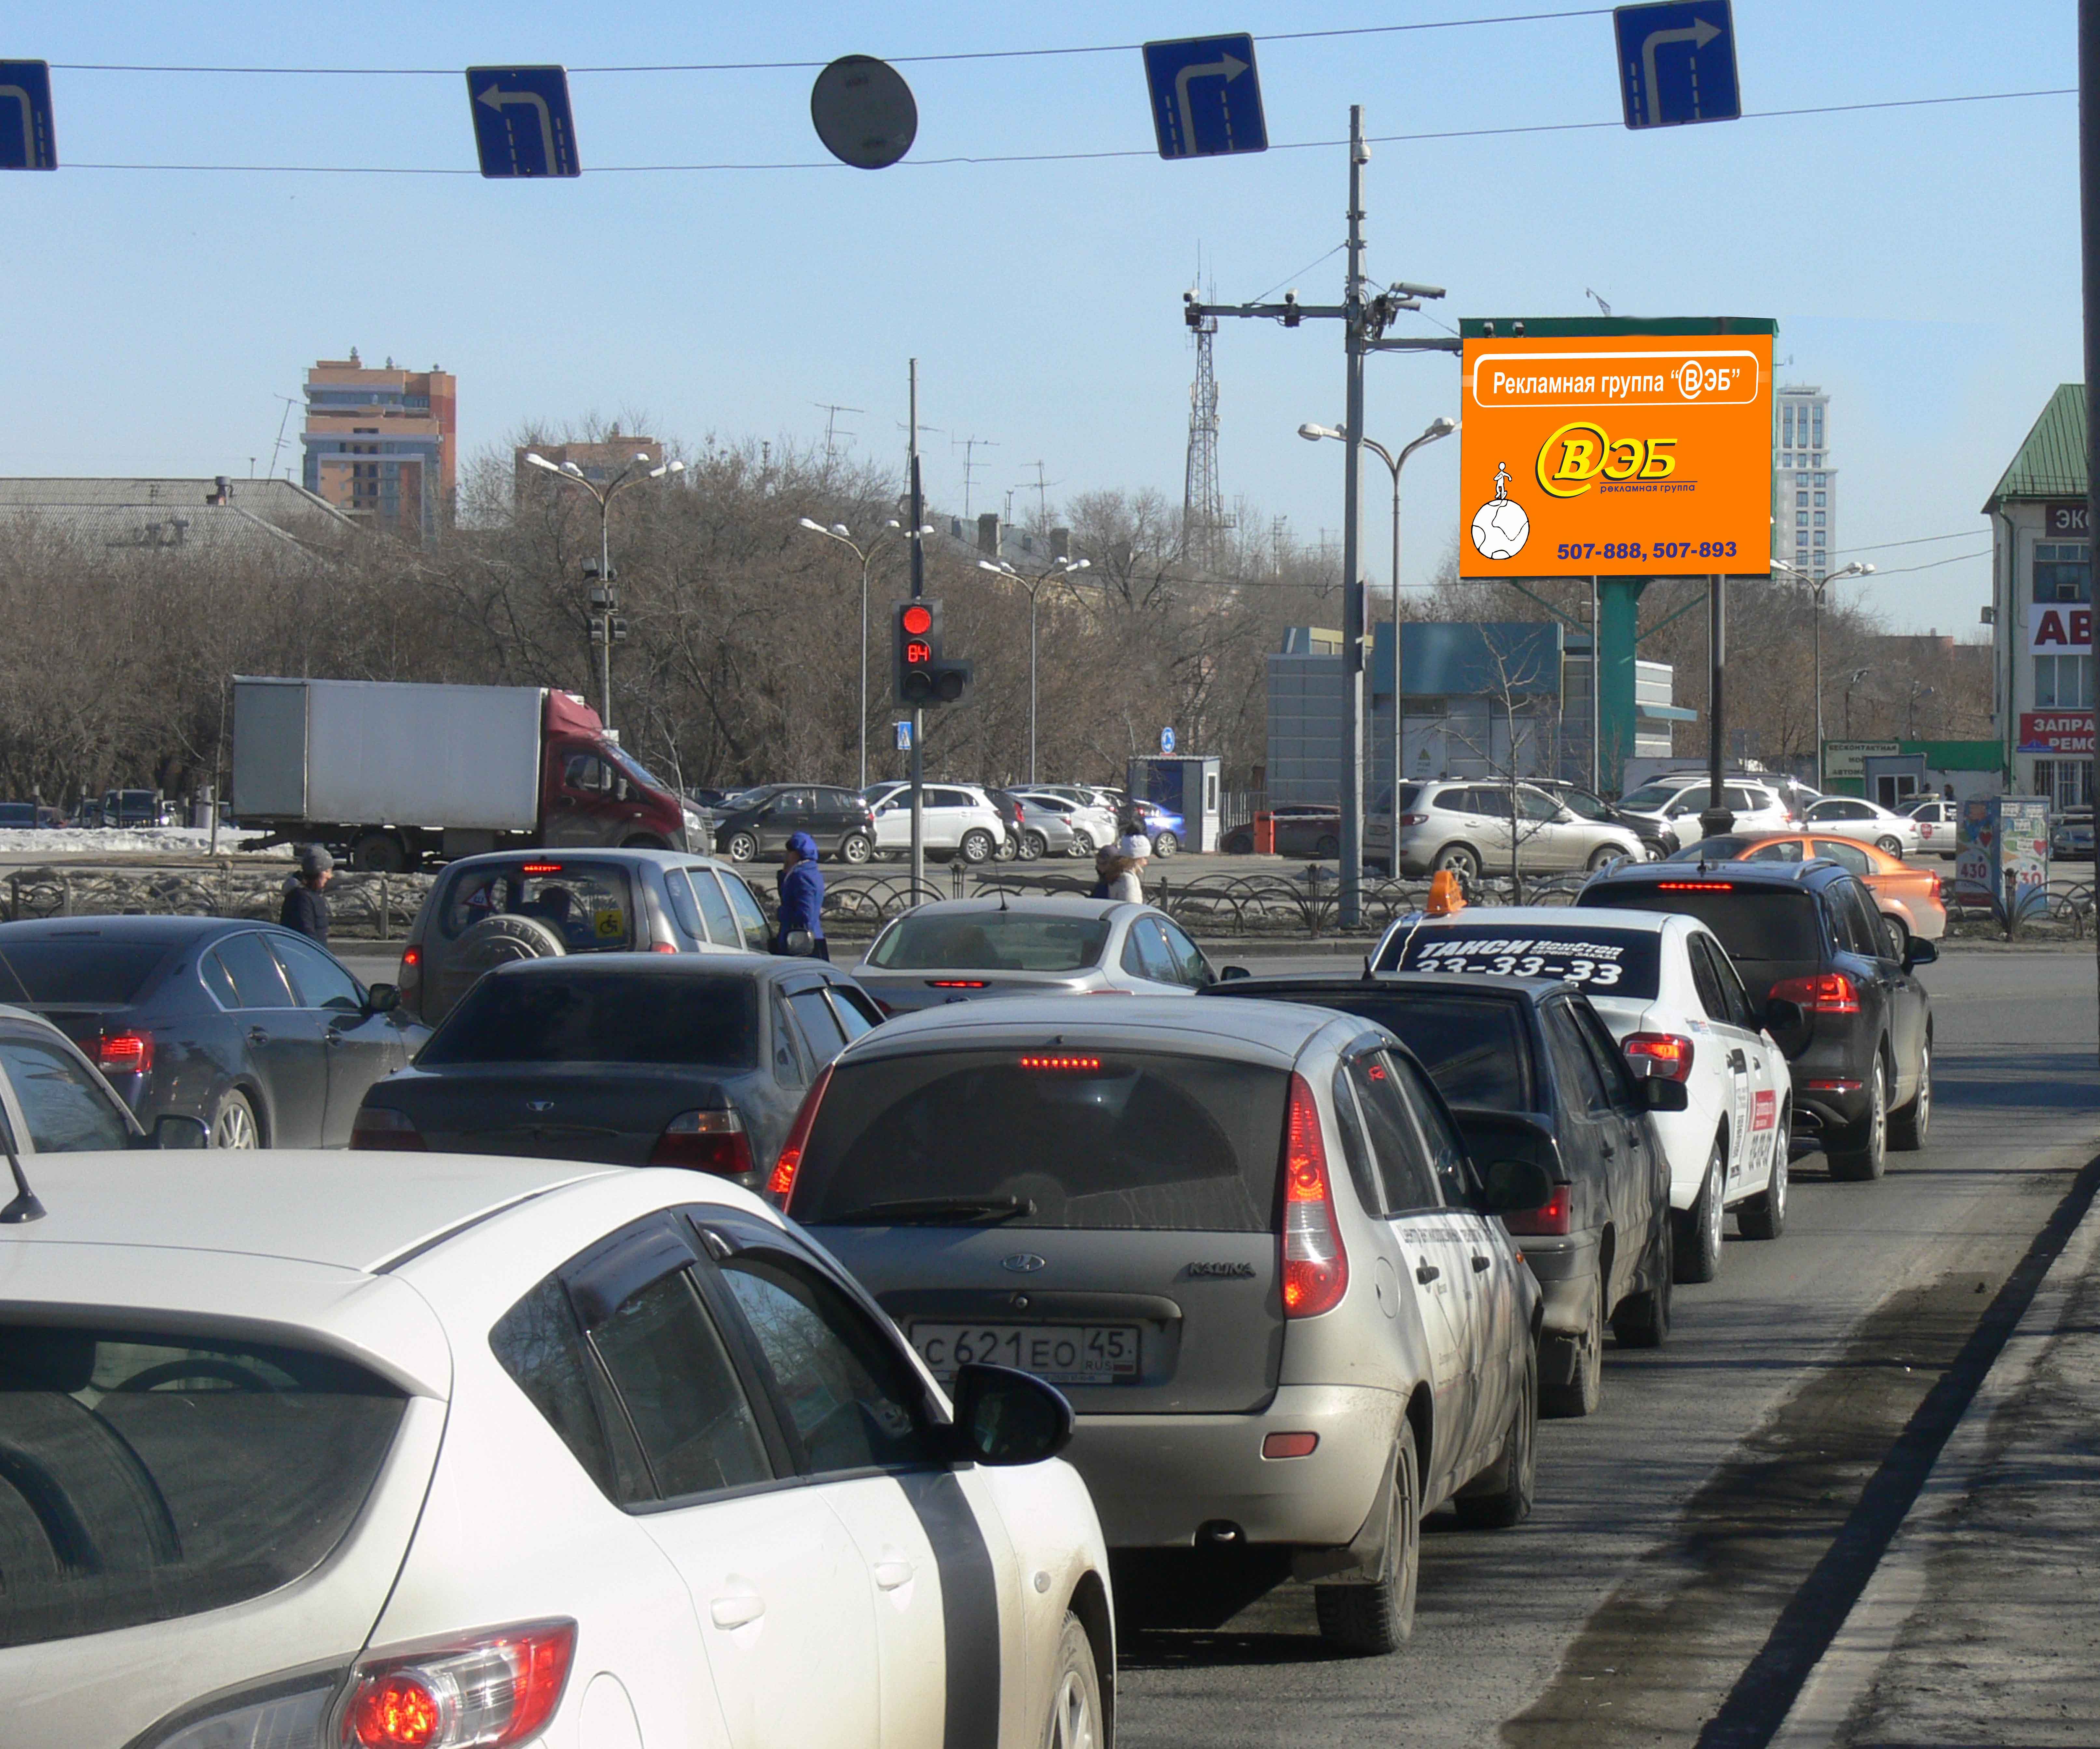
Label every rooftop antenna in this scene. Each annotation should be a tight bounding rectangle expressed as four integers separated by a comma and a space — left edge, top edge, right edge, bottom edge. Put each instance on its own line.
952, 434, 999, 519
1585, 288, 1613, 318
812, 402, 865, 466
267, 392, 302, 483
1015, 461, 1060, 528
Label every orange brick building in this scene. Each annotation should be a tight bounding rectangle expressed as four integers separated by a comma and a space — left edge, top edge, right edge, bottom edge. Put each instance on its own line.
301, 353, 456, 543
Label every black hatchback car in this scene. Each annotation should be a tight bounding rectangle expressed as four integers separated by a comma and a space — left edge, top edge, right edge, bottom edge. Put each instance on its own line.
712, 784, 876, 865
1205, 971, 1680, 1419
1577, 859, 1935, 1180
0, 916, 424, 1149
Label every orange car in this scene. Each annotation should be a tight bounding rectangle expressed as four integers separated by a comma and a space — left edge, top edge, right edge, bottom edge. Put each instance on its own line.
1670, 832, 1947, 949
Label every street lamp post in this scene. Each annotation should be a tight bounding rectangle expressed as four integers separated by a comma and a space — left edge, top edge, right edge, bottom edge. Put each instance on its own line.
1906, 681, 1937, 740
523, 449, 685, 732
798, 516, 930, 790
1773, 559, 1872, 786
978, 556, 1091, 784
1299, 416, 1456, 860
1844, 667, 1874, 738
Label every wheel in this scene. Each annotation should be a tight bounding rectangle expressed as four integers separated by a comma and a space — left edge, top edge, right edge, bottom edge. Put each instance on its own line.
725, 830, 759, 863
1068, 833, 1097, 858
1587, 844, 1627, 872
1154, 830, 1180, 857
350, 832, 407, 874
1673, 1139, 1727, 1284
210, 1088, 259, 1150
1433, 844, 1480, 880
1222, 828, 1252, 854
1312, 833, 1340, 858
1737, 1112, 1789, 1239
1611, 1217, 1673, 1347
1454, 1343, 1537, 1528
992, 832, 1019, 862
1828, 1056, 1889, 1181
837, 831, 872, 866
1020, 829, 1048, 861
1876, 834, 1904, 857
1039, 1611, 1104, 1749
960, 829, 996, 865
436, 913, 568, 1017
1539, 1269, 1603, 1418
1882, 913, 1910, 960
1314, 1433, 1420, 1654
1890, 1038, 1931, 1151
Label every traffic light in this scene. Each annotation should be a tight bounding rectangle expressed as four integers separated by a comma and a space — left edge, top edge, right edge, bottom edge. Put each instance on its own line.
893, 598, 973, 706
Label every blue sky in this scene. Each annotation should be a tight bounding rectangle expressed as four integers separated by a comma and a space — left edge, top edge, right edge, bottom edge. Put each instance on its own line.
3, 2, 2080, 633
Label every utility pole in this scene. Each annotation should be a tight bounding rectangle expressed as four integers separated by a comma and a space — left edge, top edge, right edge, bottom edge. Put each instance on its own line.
908, 361, 926, 898
1698, 575, 1732, 840
1182, 104, 1456, 928
2081, 0, 2100, 1069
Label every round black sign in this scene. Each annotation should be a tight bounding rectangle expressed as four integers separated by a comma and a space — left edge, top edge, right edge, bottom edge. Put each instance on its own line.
810, 55, 918, 170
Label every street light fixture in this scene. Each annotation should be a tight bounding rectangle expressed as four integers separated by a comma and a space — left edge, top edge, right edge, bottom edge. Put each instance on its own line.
1771, 558, 1874, 787
798, 516, 931, 790
525, 449, 686, 731
1844, 666, 1874, 738
1300, 415, 1457, 857
976, 555, 1092, 784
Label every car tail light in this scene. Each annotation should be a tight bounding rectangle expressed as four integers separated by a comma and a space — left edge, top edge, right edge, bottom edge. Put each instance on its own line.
1262, 1432, 1319, 1459
399, 944, 422, 995
1019, 1054, 1102, 1071
1397, 813, 1429, 827
650, 1109, 753, 1176
767, 1063, 833, 1206
1657, 881, 1733, 891
1622, 1032, 1695, 1081
1805, 1077, 1863, 1093
520, 863, 563, 876
97, 1031, 154, 1076
1279, 1072, 1348, 1318
350, 1106, 426, 1151
346, 1619, 574, 1749
649, 941, 679, 954
1502, 1183, 1572, 1236
927, 979, 988, 989
1769, 971, 1861, 1015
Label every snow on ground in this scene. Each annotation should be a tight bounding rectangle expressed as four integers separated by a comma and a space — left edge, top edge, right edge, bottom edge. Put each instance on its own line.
0, 827, 290, 858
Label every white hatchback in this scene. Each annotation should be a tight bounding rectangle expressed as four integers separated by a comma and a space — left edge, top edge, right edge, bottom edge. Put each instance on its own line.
1374, 905, 1792, 1283
1615, 778, 1795, 851
0, 1152, 1113, 1749
868, 782, 1011, 863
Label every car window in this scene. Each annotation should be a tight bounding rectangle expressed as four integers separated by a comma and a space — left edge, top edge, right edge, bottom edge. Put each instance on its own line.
786, 987, 847, 1059
1745, 839, 1804, 862
1122, 916, 1178, 984
1838, 880, 1895, 959
681, 870, 741, 948
1558, 789, 1611, 821
1385, 1052, 1472, 1204
420, 971, 761, 1068
0, 1321, 405, 1648
490, 1274, 646, 1504
212, 930, 297, 1007
1579, 883, 1823, 968
438, 861, 637, 951
1327, 1061, 1389, 1216
1723, 787, 1764, 813
199, 949, 241, 1009
826, 985, 881, 1042
561, 751, 614, 795
1542, 1000, 1612, 1114
1701, 932, 1762, 1031
1346, 1052, 1441, 1211
1471, 789, 1515, 820
1160, 918, 1209, 987
1347, 992, 1533, 1110
589, 1267, 773, 1501
720, 873, 774, 953
1812, 838, 1874, 874
717, 1253, 939, 1475
1685, 931, 1731, 1021
771, 991, 808, 1087
1517, 787, 1562, 822
1570, 1004, 1640, 1111
268, 932, 364, 1012
0, 1035, 132, 1152
871, 910, 1110, 972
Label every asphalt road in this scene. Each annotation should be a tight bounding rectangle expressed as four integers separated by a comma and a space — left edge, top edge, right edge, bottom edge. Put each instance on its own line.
1114, 944, 2100, 1749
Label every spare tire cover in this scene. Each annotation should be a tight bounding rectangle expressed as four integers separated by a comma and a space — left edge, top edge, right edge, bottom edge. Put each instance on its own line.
435, 913, 567, 1017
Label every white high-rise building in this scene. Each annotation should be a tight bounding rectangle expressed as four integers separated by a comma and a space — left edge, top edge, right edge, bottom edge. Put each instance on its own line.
1773, 385, 1834, 577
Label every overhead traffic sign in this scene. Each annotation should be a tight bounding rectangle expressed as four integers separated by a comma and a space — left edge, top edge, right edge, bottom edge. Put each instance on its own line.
1141, 35, 1266, 160
465, 66, 580, 178
1457, 317, 1775, 579
0, 61, 56, 171
810, 55, 917, 169
1613, 1, 1740, 130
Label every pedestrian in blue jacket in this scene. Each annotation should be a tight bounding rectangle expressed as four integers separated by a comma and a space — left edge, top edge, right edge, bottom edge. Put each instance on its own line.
774, 832, 829, 959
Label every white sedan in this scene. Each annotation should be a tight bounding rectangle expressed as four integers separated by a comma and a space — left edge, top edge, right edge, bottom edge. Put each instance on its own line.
1375, 905, 1792, 1283
2, 1151, 1113, 1749
1800, 796, 1923, 859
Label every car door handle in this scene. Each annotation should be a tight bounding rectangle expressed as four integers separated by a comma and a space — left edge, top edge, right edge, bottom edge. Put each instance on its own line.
1728, 1049, 1748, 1071
873, 1559, 915, 1591
710, 1592, 766, 1630
1471, 1254, 1490, 1273
247, 1026, 269, 1044
1416, 1261, 1441, 1284
1600, 1139, 1615, 1157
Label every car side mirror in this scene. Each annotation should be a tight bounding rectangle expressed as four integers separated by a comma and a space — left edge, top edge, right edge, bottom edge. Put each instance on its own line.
948, 1362, 1074, 1466
1478, 1157, 1556, 1216
364, 982, 401, 1014
1220, 964, 1251, 982
615, 776, 631, 802
1903, 937, 1939, 970
144, 1113, 210, 1150
1639, 1077, 1690, 1112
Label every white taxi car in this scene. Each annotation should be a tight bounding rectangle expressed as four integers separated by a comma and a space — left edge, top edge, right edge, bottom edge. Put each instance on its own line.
1374, 906, 1791, 1283
1801, 796, 1924, 860
0, 1152, 1112, 1749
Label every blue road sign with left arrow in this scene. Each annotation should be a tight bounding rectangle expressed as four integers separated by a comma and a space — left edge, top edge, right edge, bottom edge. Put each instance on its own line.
1142, 35, 1266, 160
1613, 1, 1739, 129
466, 65, 581, 178
0, 62, 57, 171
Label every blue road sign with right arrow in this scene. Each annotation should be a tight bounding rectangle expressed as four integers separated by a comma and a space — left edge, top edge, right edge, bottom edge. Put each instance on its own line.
1613, 1, 1740, 130
0, 61, 57, 171
1142, 35, 1266, 160
465, 65, 581, 178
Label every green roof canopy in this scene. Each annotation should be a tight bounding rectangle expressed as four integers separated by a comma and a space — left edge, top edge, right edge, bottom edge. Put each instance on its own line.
1983, 383, 2086, 510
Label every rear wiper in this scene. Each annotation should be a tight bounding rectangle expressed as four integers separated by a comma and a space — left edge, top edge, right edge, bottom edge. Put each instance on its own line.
824, 1194, 1036, 1225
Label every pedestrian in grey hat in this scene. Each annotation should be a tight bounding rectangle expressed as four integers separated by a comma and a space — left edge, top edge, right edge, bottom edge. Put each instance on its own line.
281, 844, 334, 943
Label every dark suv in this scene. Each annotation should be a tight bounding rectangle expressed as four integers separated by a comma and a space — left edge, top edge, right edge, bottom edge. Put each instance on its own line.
1576, 860, 1935, 1180
711, 784, 875, 865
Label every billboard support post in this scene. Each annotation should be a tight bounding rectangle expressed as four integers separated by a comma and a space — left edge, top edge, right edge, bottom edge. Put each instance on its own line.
1699, 575, 1733, 838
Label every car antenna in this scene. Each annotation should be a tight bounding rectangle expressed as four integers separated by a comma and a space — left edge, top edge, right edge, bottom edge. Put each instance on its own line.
1, 1123, 44, 1224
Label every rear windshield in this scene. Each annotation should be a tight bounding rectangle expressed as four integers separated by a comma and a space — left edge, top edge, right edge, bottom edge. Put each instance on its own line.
1381, 923, 1661, 999
1580, 883, 1821, 965
1665, 836, 1759, 861
437, 861, 637, 950
1619, 783, 1683, 810
1267, 992, 1531, 1112
0, 1323, 405, 1649
0, 940, 171, 1005
867, 912, 1111, 973
795, 1048, 1288, 1232
419, 971, 760, 1068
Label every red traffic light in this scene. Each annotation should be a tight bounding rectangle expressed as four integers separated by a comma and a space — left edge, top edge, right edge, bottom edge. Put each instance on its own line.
901, 604, 933, 637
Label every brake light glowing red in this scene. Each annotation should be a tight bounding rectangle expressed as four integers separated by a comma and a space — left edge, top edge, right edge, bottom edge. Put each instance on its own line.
346, 1619, 574, 1749
96, 1031, 153, 1076
1279, 1072, 1348, 1318
1501, 1183, 1572, 1237
650, 941, 679, 954
928, 979, 989, 989
351, 1674, 441, 1746
767, 1063, 832, 1205
1770, 971, 1861, 1015
1622, 1032, 1695, 1081
1019, 1054, 1101, 1071
520, 863, 563, 875
1656, 881, 1733, 891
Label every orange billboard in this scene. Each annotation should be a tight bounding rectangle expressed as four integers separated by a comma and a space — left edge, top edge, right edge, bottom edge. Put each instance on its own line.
1458, 320, 1775, 578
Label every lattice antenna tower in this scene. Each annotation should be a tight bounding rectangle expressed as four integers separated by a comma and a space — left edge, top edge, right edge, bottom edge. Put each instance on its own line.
1182, 278, 1228, 572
